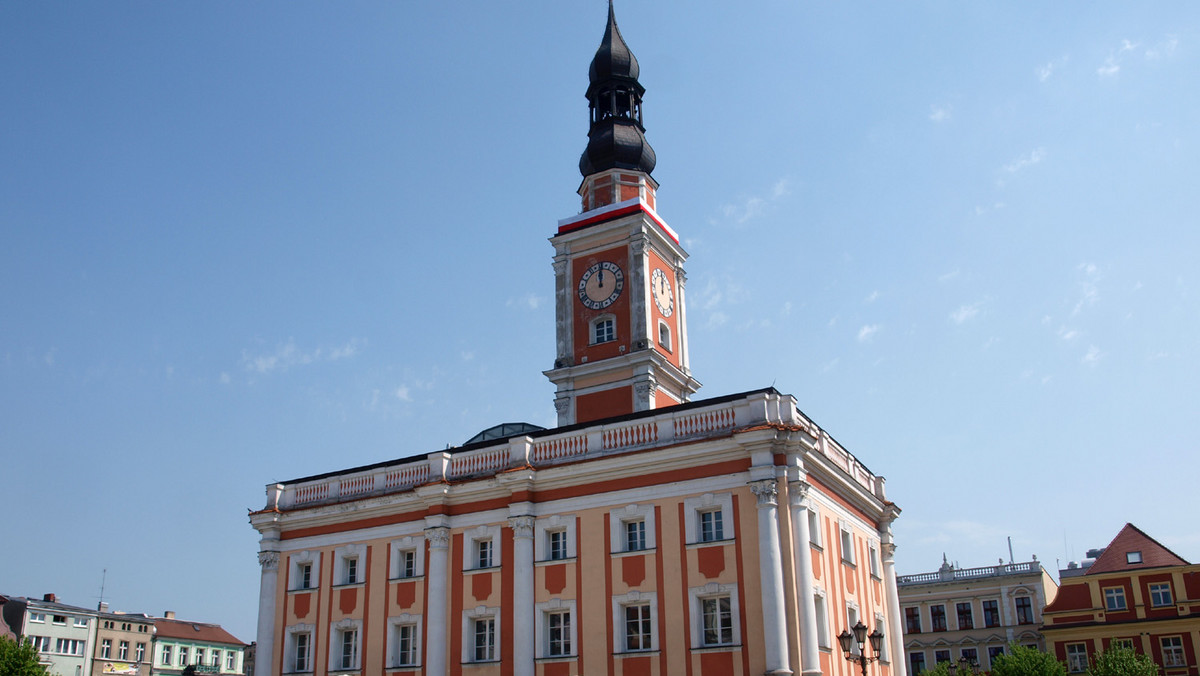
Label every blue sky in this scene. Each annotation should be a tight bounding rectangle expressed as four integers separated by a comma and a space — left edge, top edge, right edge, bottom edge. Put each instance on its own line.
2, 2, 1197, 642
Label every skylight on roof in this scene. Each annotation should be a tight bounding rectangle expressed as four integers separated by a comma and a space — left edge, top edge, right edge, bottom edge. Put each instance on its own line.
1127, 551, 1142, 564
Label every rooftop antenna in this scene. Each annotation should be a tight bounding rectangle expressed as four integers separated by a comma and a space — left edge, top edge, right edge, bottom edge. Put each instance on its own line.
97, 569, 107, 610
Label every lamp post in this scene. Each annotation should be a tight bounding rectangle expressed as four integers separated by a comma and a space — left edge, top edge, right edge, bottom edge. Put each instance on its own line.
837, 620, 884, 676
947, 656, 981, 676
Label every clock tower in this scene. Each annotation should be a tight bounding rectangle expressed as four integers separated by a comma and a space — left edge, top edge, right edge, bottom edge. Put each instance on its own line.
545, 2, 701, 426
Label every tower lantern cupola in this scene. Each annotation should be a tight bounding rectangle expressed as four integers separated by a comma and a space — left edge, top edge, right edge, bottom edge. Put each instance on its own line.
579, 1, 657, 185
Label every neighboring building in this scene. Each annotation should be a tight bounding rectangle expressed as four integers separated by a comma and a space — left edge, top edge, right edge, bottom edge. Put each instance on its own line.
897, 557, 1057, 674
8, 594, 99, 676
150, 613, 246, 676
92, 605, 155, 676
250, 5, 906, 676
1042, 523, 1200, 675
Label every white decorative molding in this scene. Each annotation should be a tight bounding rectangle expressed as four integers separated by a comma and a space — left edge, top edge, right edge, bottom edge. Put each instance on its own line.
749, 478, 779, 507
258, 551, 279, 570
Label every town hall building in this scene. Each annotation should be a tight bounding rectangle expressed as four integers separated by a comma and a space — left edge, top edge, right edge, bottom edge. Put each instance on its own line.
250, 5, 906, 676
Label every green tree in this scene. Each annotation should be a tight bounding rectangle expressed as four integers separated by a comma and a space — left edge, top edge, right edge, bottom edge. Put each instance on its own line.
990, 644, 1068, 676
0, 636, 49, 676
1087, 646, 1159, 676
919, 661, 953, 676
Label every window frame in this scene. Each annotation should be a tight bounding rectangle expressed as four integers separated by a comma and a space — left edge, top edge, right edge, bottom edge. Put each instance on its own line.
462, 607, 501, 664
683, 493, 733, 545
387, 616, 421, 668
1103, 586, 1127, 611
982, 598, 1000, 627
390, 536, 424, 580
464, 525, 501, 571
609, 504, 656, 553
290, 550, 320, 591
1065, 642, 1088, 673
591, 315, 616, 345
904, 606, 922, 634
701, 595, 734, 647
930, 604, 947, 632
689, 583, 740, 649
1015, 595, 1034, 624
546, 610, 572, 657
118, 640, 129, 660
1161, 636, 1185, 668
956, 601, 974, 630
1149, 582, 1173, 607
657, 320, 672, 351
101, 639, 112, 659
612, 591, 658, 654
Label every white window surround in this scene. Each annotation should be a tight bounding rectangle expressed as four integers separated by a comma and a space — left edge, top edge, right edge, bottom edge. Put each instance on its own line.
333, 544, 367, 586
839, 521, 857, 564
535, 598, 578, 658
611, 591, 659, 653
328, 618, 362, 672
386, 614, 422, 668
535, 515, 577, 562
868, 542, 881, 577
390, 536, 425, 579
290, 550, 320, 591
658, 320, 672, 350
464, 525, 502, 570
284, 624, 315, 673
814, 588, 831, 648
808, 507, 823, 547
688, 582, 740, 649
683, 493, 734, 545
591, 315, 617, 345
875, 613, 889, 662
461, 605, 501, 664
609, 504, 657, 553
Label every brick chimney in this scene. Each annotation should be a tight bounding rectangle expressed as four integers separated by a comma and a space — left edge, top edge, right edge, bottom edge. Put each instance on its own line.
98, 602, 109, 613
164, 611, 175, 619
42, 593, 56, 603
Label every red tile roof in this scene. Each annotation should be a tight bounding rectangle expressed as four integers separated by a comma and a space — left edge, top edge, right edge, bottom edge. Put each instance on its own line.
153, 618, 245, 646
1086, 523, 1189, 575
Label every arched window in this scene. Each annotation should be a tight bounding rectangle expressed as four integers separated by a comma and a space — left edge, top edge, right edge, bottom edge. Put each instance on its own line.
592, 316, 616, 344
658, 321, 671, 350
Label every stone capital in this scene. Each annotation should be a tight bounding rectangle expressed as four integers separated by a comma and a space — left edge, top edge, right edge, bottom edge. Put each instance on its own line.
788, 480, 811, 508
749, 478, 779, 508
425, 526, 451, 549
508, 515, 535, 539
258, 551, 280, 570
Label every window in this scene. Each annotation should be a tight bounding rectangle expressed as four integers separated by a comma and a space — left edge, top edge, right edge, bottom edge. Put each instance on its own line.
73, 617, 88, 628
658, 322, 671, 350
1015, 596, 1034, 624
956, 602, 974, 630
226, 651, 236, 670
846, 606, 861, 655
1066, 643, 1088, 672
290, 551, 319, 591
593, 317, 615, 344
343, 557, 359, 585
983, 599, 1000, 627
119, 641, 129, 660
1127, 551, 1142, 564
29, 612, 45, 623
1104, 587, 1127, 611
840, 525, 856, 564
808, 508, 822, 546
28, 636, 51, 652
699, 509, 724, 542
393, 624, 417, 667
399, 550, 416, 578
961, 648, 978, 667
52, 615, 67, 625
196, 648, 205, 665
701, 596, 734, 646
298, 562, 313, 589
625, 519, 646, 551
1110, 638, 1134, 651
548, 530, 568, 561
910, 652, 926, 675
547, 611, 571, 656
1150, 582, 1173, 607
136, 643, 146, 663
875, 615, 890, 662
162, 645, 173, 665
935, 649, 951, 665
211, 650, 221, 667
624, 604, 652, 651
988, 646, 1005, 667
814, 592, 830, 648
476, 539, 493, 568
180, 647, 189, 665
339, 629, 359, 670
905, 607, 922, 634
1162, 636, 1185, 668
101, 640, 112, 659
54, 638, 85, 656
293, 632, 311, 672
930, 604, 947, 631
869, 543, 881, 577
473, 618, 496, 662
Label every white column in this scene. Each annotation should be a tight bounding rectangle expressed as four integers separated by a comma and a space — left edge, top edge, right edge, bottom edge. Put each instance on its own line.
880, 507, 907, 676
509, 515, 536, 676
789, 480, 821, 676
750, 478, 793, 676
425, 526, 451, 676
255, 541, 280, 676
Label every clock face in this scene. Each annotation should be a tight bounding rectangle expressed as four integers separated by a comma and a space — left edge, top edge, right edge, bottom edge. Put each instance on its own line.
652, 268, 674, 317
578, 261, 625, 310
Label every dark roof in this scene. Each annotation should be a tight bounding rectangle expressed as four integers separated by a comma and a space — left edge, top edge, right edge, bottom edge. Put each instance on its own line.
464, 422, 546, 446
1086, 523, 1189, 575
588, 0, 639, 88
153, 618, 244, 646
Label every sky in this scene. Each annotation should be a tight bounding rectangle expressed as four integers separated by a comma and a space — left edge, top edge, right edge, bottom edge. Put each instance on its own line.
2, 1, 1197, 644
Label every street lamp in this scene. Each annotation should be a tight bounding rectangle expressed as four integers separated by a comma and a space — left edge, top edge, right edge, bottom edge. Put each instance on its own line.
837, 620, 884, 676
947, 656, 981, 676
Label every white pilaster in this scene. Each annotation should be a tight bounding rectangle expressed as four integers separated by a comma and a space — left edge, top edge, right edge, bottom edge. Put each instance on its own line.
255, 532, 280, 676
789, 480, 822, 676
750, 478, 793, 676
509, 514, 536, 676
425, 526, 451, 676
880, 508, 907, 676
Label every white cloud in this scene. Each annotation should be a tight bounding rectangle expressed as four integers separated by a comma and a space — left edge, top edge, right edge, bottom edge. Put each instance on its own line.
1037, 55, 1070, 83
950, 302, 981, 324
1145, 35, 1179, 60
1098, 39, 1139, 77
507, 293, 543, 311
1072, 262, 1100, 316
865, 290, 879, 303
772, 178, 791, 198
822, 357, 839, 373
241, 338, 362, 375
395, 385, 413, 402
938, 269, 960, 283
1058, 326, 1080, 341
43, 349, 56, 367
929, 105, 951, 123
706, 311, 729, 329
857, 324, 880, 343
461, 351, 475, 361
1082, 345, 1102, 366
219, 372, 231, 384
1002, 148, 1047, 174
714, 176, 792, 226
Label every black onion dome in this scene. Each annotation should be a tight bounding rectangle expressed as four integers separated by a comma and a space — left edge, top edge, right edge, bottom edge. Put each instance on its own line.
580, 0, 656, 177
